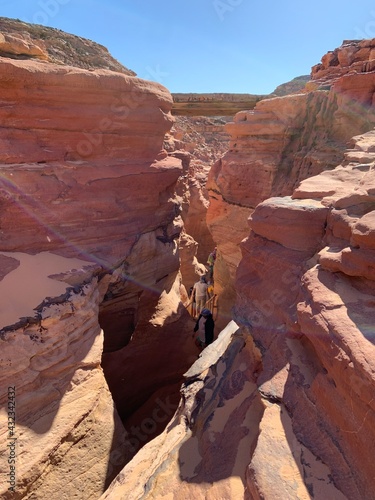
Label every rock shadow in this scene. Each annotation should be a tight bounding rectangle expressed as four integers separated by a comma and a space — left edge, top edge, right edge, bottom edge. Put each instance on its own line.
177, 332, 264, 492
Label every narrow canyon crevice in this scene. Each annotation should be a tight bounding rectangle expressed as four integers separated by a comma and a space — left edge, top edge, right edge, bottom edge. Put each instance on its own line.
99, 293, 182, 453
98, 264, 200, 467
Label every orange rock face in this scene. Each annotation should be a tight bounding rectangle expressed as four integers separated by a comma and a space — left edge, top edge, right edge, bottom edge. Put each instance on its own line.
311, 39, 375, 84
235, 130, 375, 499
0, 58, 180, 265
0, 49, 197, 499
207, 39, 375, 328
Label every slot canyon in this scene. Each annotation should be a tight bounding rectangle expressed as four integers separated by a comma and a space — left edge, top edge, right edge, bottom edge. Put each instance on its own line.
0, 18, 375, 500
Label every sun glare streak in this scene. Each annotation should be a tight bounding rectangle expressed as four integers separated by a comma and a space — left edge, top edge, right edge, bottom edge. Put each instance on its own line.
0, 169, 173, 297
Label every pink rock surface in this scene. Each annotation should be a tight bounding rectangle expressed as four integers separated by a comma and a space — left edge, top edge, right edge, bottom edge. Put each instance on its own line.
207, 40, 375, 335
2, 31, 375, 500
168, 117, 228, 288
101, 322, 348, 500
97, 40, 375, 500
249, 197, 329, 252
234, 129, 375, 498
0, 49, 192, 499
0, 58, 172, 164
134, 40, 375, 498
0, 156, 182, 265
311, 39, 375, 84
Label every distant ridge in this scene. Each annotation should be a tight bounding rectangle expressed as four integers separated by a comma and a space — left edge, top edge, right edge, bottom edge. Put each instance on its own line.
0, 16, 135, 75
271, 75, 310, 96
172, 93, 267, 116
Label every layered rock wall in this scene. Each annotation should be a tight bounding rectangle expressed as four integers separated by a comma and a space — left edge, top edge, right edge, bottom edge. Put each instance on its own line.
165, 116, 231, 292
2, 25, 375, 500
101, 320, 350, 499
172, 93, 265, 116
208, 39, 375, 498
0, 270, 130, 498
0, 31, 196, 499
101, 40, 375, 500
235, 129, 375, 499
207, 39, 375, 326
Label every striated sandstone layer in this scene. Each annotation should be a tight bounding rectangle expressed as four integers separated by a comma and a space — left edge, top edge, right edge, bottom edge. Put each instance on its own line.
172, 93, 265, 116
164, 117, 231, 294
101, 127, 375, 500
100, 321, 259, 500
234, 129, 375, 499
0, 266, 131, 499
207, 39, 375, 328
0, 40, 197, 499
0, 57, 178, 264
84, 39, 375, 500
101, 321, 347, 499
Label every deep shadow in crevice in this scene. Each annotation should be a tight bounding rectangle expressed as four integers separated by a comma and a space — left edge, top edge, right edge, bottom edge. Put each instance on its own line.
99, 280, 198, 484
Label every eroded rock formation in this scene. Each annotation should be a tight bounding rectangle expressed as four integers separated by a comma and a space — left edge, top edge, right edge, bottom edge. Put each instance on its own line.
2, 20, 375, 499
101, 39, 375, 500
164, 116, 232, 296
0, 21, 197, 499
207, 39, 375, 327
310, 38, 375, 85
104, 131, 375, 500
0, 17, 134, 73
172, 93, 265, 116
234, 129, 375, 499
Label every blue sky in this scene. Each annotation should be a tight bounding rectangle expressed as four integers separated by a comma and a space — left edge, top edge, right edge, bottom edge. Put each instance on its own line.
1, 0, 375, 94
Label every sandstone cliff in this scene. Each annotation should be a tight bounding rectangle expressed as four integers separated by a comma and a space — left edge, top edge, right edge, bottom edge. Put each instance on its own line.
208, 39, 375, 328
172, 93, 265, 116
165, 116, 231, 290
2, 19, 375, 499
101, 39, 375, 500
234, 128, 375, 499
0, 22, 197, 499
205, 39, 375, 498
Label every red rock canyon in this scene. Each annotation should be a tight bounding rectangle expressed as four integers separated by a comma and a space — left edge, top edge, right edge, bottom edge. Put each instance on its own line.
0, 19, 374, 500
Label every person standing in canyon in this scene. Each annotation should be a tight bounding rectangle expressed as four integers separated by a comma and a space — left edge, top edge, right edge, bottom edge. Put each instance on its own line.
207, 280, 214, 299
207, 247, 217, 281
193, 308, 215, 349
192, 276, 208, 318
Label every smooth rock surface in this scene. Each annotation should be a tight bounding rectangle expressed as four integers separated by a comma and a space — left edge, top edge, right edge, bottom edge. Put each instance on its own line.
0, 39, 192, 499
235, 129, 375, 499
207, 39, 375, 335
